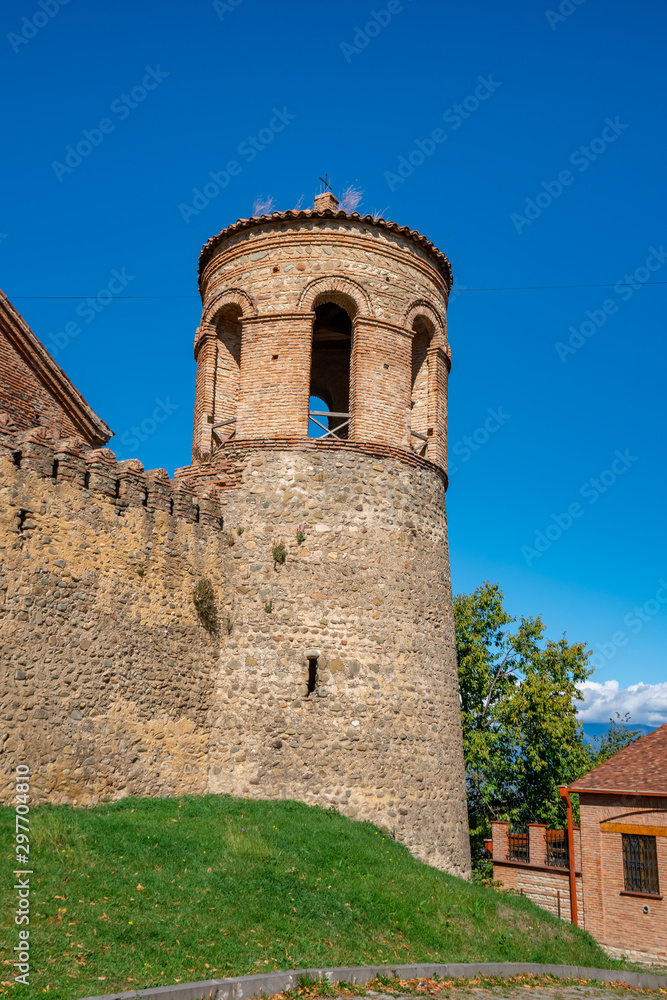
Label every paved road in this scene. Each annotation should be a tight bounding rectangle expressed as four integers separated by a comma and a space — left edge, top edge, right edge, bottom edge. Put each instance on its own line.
352, 984, 665, 1000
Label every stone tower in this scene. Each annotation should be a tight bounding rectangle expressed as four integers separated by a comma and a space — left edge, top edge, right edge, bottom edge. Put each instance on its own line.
182, 191, 471, 877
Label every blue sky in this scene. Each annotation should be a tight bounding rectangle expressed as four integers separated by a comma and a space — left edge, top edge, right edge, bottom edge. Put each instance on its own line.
1, 0, 665, 722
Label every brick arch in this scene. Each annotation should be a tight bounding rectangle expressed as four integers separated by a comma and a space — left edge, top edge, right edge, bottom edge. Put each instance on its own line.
403, 300, 447, 462
297, 275, 374, 318
194, 288, 256, 456
403, 299, 446, 347
201, 287, 257, 328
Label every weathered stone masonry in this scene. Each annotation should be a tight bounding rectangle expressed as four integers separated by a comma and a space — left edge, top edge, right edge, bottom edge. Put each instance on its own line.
0, 197, 471, 878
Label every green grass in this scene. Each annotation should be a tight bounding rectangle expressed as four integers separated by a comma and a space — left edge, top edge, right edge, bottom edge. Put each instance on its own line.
0, 795, 624, 999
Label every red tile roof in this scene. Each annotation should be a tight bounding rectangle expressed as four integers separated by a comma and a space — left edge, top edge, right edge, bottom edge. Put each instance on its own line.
198, 209, 453, 287
569, 723, 667, 796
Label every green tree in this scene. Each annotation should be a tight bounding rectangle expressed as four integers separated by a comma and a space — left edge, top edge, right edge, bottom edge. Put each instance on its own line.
585, 711, 643, 766
455, 582, 594, 860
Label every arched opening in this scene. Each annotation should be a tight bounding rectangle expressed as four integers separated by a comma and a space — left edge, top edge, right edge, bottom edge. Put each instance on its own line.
308, 299, 353, 440
410, 316, 434, 456
308, 395, 329, 437
212, 304, 243, 444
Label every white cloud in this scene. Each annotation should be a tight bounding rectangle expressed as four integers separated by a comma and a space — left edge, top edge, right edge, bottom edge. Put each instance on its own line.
576, 679, 667, 725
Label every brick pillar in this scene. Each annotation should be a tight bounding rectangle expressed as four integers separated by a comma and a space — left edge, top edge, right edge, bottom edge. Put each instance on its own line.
237, 314, 312, 439
432, 346, 450, 470
529, 823, 547, 866
192, 329, 217, 456
491, 821, 510, 862
350, 317, 411, 448
573, 826, 582, 872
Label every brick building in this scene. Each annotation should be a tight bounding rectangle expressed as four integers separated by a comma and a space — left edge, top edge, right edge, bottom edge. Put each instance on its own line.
0, 290, 111, 446
490, 724, 667, 963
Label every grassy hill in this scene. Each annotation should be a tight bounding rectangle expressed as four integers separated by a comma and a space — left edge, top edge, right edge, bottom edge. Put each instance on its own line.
0, 795, 622, 999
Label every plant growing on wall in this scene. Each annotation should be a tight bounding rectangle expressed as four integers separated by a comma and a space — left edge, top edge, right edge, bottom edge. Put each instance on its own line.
193, 578, 217, 632
272, 541, 287, 566
192, 443, 221, 465
295, 525, 306, 544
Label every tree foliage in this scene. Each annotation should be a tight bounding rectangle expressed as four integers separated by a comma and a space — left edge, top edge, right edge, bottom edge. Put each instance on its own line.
454, 582, 640, 860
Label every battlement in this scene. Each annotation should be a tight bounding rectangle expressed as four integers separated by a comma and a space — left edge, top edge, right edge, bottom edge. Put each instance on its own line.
0, 419, 224, 530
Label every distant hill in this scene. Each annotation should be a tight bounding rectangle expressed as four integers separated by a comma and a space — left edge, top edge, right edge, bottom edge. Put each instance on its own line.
582, 721, 657, 744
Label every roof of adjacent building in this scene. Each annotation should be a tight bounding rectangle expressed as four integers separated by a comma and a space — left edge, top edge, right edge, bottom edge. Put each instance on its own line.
568, 723, 667, 796
198, 209, 454, 287
0, 291, 112, 446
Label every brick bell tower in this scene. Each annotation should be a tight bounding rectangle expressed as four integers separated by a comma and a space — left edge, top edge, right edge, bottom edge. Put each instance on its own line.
181, 189, 471, 877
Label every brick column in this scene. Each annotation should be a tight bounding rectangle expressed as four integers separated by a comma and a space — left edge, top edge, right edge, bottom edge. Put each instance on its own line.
431, 346, 450, 470
529, 823, 548, 866
236, 313, 313, 439
491, 821, 510, 862
573, 826, 582, 872
350, 317, 411, 449
192, 329, 217, 456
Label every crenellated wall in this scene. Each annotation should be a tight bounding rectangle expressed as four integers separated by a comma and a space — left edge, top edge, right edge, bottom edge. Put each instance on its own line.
0, 207, 471, 880
0, 422, 470, 877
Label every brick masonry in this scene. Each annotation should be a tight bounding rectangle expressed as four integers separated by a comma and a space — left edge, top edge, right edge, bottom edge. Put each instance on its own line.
491, 802, 667, 961
193, 212, 451, 468
0, 207, 471, 878
578, 793, 667, 961
0, 292, 111, 447
491, 823, 584, 926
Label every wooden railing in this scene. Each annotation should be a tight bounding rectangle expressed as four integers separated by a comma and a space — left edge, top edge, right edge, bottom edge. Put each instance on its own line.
309, 411, 350, 441
211, 417, 237, 443
410, 428, 428, 455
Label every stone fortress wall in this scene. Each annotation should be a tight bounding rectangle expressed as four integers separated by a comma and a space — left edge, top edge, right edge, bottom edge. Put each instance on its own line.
0, 200, 471, 878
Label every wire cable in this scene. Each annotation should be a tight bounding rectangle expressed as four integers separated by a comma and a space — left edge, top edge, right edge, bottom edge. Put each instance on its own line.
6, 281, 667, 299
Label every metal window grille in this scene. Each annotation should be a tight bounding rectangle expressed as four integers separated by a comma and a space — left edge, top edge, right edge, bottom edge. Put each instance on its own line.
507, 831, 529, 862
545, 829, 569, 868
622, 834, 660, 895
